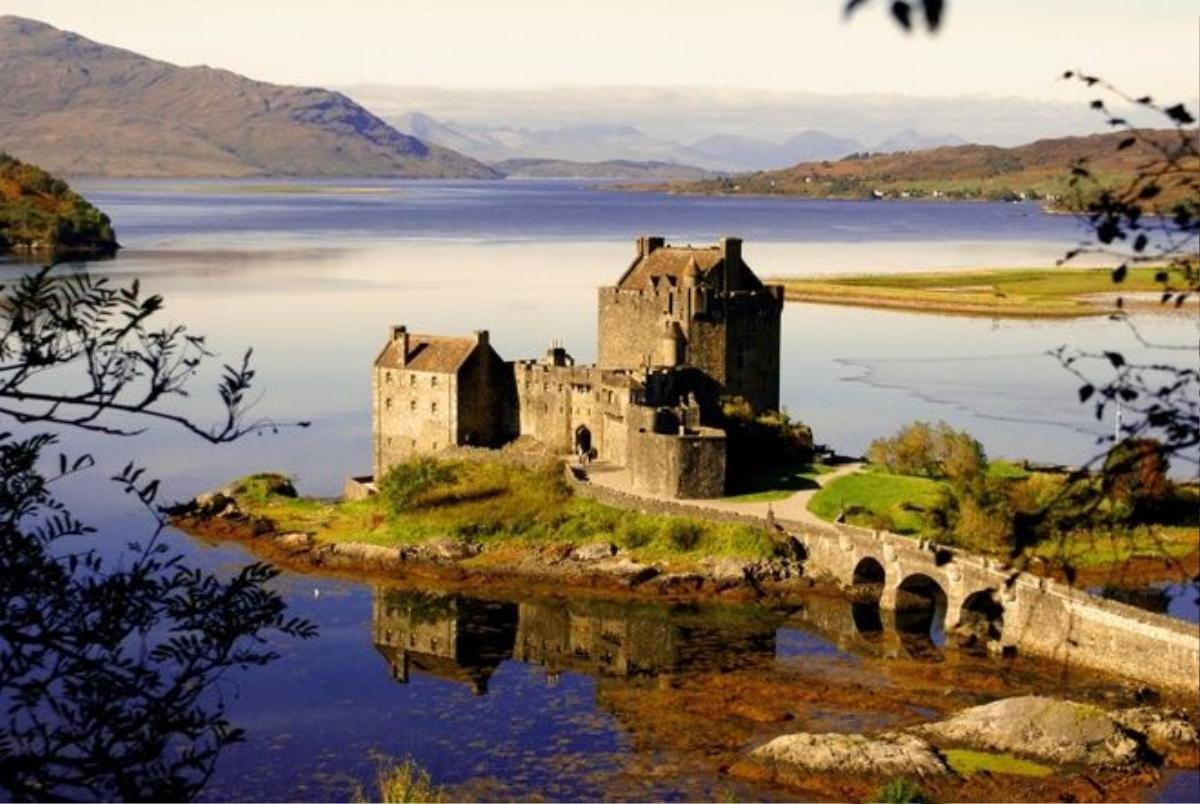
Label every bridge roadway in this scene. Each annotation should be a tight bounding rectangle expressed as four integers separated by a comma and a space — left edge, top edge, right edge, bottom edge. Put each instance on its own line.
577, 462, 1200, 696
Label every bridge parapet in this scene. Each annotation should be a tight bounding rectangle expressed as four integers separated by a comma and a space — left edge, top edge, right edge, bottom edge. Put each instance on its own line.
779, 515, 1199, 696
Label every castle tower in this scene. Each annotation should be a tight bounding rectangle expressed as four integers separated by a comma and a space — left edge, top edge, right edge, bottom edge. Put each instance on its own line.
597, 236, 783, 415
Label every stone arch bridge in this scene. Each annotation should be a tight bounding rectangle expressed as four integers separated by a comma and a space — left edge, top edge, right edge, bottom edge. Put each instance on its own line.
795, 516, 1199, 695
568, 466, 1199, 696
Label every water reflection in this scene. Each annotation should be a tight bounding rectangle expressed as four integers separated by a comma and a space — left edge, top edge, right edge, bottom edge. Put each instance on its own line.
372, 589, 783, 693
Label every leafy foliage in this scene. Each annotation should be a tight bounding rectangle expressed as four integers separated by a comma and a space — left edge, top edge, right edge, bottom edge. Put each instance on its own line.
0, 153, 118, 254
352, 757, 446, 803
866, 421, 986, 488
0, 262, 316, 800
378, 457, 459, 515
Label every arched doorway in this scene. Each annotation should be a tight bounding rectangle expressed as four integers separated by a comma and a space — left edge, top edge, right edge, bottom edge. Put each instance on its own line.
574, 424, 592, 456
895, 573, 948, 656
955, 589, 1005, 654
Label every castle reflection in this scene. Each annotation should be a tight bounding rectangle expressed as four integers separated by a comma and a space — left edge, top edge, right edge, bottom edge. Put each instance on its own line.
372, 588, 782, 692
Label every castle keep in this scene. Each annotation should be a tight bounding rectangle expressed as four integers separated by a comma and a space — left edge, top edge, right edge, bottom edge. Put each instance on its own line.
372, 236, 784, 499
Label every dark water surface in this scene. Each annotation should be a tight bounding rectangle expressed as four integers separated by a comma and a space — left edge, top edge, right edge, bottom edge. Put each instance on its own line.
5, 180, 1197, 800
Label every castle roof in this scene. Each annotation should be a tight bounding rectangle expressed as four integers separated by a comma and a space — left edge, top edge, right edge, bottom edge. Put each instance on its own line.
615, 242, 764, 292
375, 332, 478, 374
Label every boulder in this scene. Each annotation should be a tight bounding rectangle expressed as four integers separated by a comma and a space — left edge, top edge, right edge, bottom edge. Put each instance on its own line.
702, 557, 750, 587
1114, 706, 1199, 758
569, 541, 617, 561
419, 536, 481, 561
653, 572, 707, 594
914, 696, 1142, 767
274, 532, 314, 553
749, 731, 949, 778
596, 557, 659, 587
191, 491, 239, 519
327, 541, 402, 563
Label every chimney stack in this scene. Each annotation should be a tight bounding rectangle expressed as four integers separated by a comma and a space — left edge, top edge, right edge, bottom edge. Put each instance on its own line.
720, 236, 742, 291
474, 329, 489, 347
391, 324, 410, 366
637, 235, 665, 258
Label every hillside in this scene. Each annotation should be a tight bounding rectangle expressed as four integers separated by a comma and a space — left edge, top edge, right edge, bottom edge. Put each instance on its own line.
665, 130, 1196, 206
0, 152, 117, 254
493, 158, 712, 180
0, 16, 497, 179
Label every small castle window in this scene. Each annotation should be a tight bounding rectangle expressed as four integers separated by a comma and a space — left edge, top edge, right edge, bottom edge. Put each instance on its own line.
385, 397, 393, 410
385, 372, 393, 384
431, 402, 438, 413
431, 375, 438, 387
409, 374, 415, 387
409, 400, 417, 411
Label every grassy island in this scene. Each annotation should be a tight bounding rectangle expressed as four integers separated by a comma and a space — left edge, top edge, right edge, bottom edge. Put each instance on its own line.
0, 152, 117, 255
224, 458, 777, 567
773, 266, 1176, 318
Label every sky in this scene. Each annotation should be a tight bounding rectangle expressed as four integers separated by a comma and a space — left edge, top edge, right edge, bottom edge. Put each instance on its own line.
2, 0, 1196, 102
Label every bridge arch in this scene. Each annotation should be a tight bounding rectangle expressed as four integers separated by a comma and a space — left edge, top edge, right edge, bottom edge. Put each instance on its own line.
894, 573, 949, 648
851, 557, 886, 603
955, 588, 1005, 653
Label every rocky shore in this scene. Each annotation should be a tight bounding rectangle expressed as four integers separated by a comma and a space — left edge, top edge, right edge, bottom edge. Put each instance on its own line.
736, 695, 1198, 800
169, 484, 809, 602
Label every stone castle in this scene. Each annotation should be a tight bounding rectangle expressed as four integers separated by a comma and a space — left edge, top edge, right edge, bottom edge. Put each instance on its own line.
372, 236, 784, 498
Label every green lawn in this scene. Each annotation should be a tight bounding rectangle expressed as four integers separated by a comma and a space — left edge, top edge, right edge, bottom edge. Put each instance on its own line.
942, 749, 1052, 778
806, 469, 946, 534
227, 460, 777, 567
722, 462, 835, 503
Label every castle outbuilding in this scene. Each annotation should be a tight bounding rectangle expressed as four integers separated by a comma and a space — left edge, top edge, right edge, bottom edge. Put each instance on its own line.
371, 236, 784, 499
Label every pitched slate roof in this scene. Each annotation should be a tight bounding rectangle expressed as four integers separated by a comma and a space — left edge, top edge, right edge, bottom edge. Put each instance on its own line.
375, 333, 477, 373
616, 244, 764, 292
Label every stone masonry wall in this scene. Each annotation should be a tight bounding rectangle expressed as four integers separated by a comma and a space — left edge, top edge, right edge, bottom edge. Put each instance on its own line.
373, 366, 458, 478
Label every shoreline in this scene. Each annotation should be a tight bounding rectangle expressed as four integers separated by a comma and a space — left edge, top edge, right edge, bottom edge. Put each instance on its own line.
771, 265, 1194, 318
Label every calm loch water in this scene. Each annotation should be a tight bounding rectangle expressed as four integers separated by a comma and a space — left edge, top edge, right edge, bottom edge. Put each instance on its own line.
6, 179, 1196, 800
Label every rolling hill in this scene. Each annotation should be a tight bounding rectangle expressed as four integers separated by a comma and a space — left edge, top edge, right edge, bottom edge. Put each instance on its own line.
0, 152, 117, 254
666, 130, 1196, 206
0, 16, 497, 179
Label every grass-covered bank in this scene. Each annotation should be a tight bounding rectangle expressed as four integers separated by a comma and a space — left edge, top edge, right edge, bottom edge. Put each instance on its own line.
773, 266, 1178, 318
224, 458, 777, 568
806, 423, 1199, 575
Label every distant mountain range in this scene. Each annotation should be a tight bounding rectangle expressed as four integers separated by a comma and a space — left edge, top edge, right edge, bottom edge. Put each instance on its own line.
660, 129, 1191, 208
493, 159, 712, 180
0, 16, 496, 178
394, 111, 964, 173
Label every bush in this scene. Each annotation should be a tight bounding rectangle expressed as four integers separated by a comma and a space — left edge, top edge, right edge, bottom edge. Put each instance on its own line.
662, 519, 703, 551
353, 758, 445, 803
1103, 438, 1173, 521
616, 518, 656, 550
872, 777, 929, 804
378, 458, 458, 516
954, 493, 1013, 551
867, 421, 986, 485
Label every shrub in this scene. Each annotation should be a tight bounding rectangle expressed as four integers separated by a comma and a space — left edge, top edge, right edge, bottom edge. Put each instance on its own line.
378, 458, 458, 516
1103, 438, 1173, 521
353, 758, 445, 803
867, 421, 987, 484
662, 519, 703, 551
872, 777, 929, 804
616, 518, 656, 550
954, 492, 1013, 552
